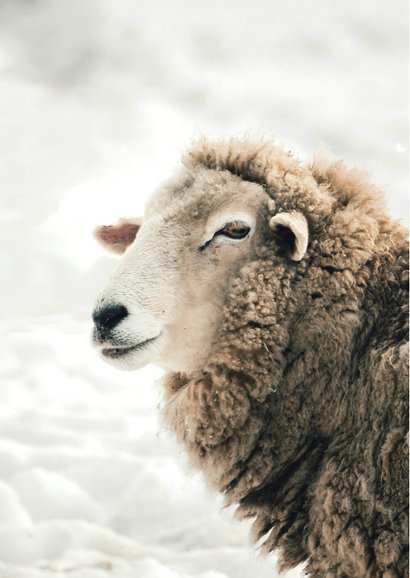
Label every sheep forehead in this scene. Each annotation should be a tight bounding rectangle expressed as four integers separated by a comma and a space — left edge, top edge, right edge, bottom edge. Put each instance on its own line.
145, 168, 266, 227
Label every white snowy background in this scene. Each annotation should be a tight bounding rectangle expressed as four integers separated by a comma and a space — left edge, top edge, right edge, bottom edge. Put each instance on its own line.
0, 0, 408, 577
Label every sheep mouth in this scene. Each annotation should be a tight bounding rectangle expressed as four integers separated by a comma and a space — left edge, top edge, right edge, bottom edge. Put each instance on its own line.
101, 336, 158, 359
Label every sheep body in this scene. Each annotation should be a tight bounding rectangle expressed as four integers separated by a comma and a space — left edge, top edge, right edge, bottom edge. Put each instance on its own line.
162, 139, 409, 577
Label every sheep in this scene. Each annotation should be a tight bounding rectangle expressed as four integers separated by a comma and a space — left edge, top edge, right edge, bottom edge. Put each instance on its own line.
92, 138, 409, 577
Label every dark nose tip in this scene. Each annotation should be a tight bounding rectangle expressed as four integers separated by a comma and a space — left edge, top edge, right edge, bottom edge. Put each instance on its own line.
93, 303, 128, 333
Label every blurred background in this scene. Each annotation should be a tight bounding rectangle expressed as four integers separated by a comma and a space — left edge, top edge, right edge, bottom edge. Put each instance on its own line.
0, 1, 407, 577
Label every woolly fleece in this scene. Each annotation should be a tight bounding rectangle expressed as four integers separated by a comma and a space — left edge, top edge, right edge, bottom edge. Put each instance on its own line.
162, 139, 409, 577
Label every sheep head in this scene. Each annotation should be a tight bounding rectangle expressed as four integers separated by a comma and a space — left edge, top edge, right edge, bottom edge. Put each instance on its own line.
92, 137, 383, 381
92, 140, 317, 374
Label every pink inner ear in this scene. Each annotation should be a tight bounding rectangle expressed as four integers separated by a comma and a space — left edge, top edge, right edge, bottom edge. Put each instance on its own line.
98, 222, 140, 246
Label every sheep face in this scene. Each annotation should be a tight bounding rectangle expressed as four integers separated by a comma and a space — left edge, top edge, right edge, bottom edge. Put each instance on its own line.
92, 169, 272, 372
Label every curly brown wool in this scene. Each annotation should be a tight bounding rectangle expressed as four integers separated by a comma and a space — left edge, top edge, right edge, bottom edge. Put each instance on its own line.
162, 139, 409, 577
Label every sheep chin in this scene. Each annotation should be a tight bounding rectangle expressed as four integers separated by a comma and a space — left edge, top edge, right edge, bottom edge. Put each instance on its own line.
99, 336, 161, 371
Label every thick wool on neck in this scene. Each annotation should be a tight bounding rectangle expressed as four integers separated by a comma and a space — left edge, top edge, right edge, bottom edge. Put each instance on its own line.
162, 139, 408, 576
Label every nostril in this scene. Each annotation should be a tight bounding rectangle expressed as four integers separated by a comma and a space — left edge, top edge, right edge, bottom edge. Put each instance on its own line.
93, 304, 128, 331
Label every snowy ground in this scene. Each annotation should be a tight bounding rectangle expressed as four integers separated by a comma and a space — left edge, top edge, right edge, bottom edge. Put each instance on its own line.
0, 317, 292, 578
0, 0, 407, 576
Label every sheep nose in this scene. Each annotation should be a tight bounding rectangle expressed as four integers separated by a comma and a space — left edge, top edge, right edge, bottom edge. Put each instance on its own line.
93, 303, 128, 334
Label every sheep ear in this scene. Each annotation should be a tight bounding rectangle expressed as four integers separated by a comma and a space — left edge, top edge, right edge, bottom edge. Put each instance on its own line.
269, 211, 308, 261
93, 218, 141, 255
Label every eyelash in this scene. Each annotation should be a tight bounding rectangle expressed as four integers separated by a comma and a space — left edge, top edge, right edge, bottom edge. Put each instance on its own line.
215, 222, 251, 239
200, 221, 251, 251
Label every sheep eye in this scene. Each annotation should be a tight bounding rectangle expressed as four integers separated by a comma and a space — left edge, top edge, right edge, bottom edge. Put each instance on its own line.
199, 220, 251, 252
215, 222, 250, 240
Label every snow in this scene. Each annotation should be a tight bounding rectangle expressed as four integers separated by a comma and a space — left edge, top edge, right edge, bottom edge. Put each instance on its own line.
0, 0, 407, 576
0, 319, 290, 577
